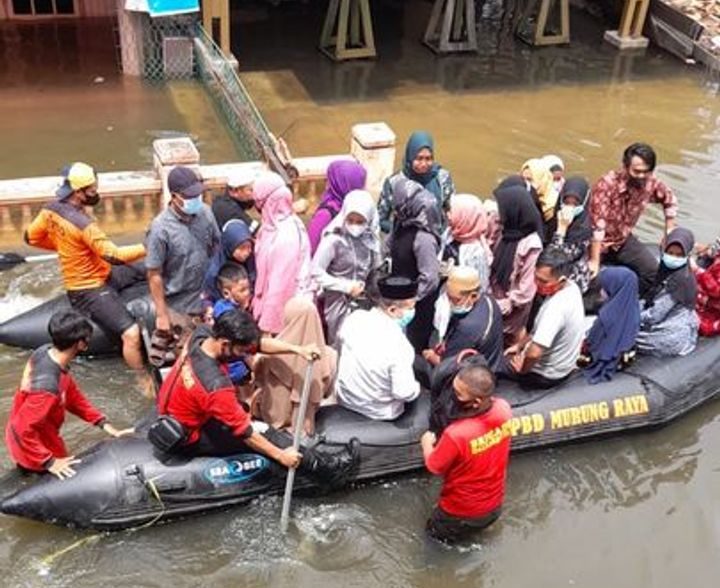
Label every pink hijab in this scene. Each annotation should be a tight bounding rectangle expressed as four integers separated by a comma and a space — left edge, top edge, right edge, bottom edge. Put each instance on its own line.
448, 193, 493, 262
254, 172, 294, 232
252, 172, 311, 333
448, 194, 488, 243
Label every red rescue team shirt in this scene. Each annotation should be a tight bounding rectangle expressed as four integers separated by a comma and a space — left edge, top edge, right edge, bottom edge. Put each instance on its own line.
425, 397, 512, 518
5, 345, 106, 472
157, 326, 252, 445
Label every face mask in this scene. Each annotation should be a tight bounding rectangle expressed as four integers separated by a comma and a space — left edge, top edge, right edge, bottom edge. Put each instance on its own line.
395, 307, 415, 330
535, 278, 565, 297
182, 196, 203, 215
239, 199, 255, 210
560, 204, 584, 220
662, 252, 687, 270
346, 223, 367, 238
627, 176, 647, 189
450, 303, 472, 316
83, 191, 100, 206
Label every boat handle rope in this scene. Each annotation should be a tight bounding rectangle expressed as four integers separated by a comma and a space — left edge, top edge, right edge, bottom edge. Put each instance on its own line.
36, 470, 167, 574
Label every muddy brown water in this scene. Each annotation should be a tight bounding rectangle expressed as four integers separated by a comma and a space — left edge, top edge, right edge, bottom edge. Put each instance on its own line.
1, 3, 720, 587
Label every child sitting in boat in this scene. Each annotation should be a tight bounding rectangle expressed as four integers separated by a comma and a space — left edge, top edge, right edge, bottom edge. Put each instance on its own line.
5, 310, 133, 480
212, 262, 253, 317
202, 219, 256, 306
636, 228, 698, 357
208, 262, 254, 387
421, 355, 511, 543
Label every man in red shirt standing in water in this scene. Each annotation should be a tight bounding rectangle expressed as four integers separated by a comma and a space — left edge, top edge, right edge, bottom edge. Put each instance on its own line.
421, 358, 512, 543
5, 310, 133, 479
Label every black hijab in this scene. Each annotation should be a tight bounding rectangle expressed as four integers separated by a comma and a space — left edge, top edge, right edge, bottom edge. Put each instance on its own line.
555, 176, 592, 243
491, 183, 543, 291
644, 227, 697, 309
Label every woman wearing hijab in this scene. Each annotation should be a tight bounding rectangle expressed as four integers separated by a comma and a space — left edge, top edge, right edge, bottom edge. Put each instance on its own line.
521, 158, 559, 230
255, 297, 337, 436
584, 267, 640, 384
541, 154, 565, 193
636, 227, 699, 357
312, 190, 381, 345
378, 130, 455, 233
442, 193, 493, 291
490, 183, 543, 342
548, 177, 592, 293
433, 194, 494, 341
390, 183, 443, 353
202, 219, 256, 302
307, 159, 367, 255
252, 172, 312, 334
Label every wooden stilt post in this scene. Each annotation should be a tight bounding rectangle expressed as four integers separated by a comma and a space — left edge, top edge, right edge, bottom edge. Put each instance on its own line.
218, 0, 231, 56
516, 0, 569, 46
319, 0, 377, 61
423, 0, 478, 54
604, 0, 650, 50
202, 0, 235, 63
202, 0, 212, 36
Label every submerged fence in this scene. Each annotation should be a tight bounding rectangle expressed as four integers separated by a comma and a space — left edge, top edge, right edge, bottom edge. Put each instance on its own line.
193, 26, 292, 181
121, 14, 293, 181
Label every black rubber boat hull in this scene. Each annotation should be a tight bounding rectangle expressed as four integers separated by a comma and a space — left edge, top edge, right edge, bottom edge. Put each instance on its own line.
2, 338, 719, 531
0, 284, 153, 356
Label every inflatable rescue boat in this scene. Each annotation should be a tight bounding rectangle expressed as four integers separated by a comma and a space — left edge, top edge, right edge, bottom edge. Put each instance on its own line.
2, 337, 719, 530
0, 283, 153, 356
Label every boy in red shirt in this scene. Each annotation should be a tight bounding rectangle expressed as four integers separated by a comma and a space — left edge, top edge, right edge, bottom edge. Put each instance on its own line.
421, 358, 512, 543
5, 310, 133, 480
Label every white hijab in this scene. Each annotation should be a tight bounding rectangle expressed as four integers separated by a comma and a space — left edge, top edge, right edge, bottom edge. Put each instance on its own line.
323, 189, 380, 253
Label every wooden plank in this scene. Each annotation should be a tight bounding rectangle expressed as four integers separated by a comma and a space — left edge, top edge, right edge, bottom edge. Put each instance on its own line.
649, 0, 705, 41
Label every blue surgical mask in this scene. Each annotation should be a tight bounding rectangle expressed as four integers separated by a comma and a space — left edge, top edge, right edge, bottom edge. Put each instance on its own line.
182, 196, 203, 215
450, 304, 472, 316
395, 308, 415, 329
560, 203, 584, 219
662, 252, 687, 270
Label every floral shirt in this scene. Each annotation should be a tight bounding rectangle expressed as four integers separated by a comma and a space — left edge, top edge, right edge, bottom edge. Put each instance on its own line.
590, 170, 678, 251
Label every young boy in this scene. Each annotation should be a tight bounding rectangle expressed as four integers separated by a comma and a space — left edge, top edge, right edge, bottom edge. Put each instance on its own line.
5, 310, 133, 480
212, 262, 253, 319
421, 358, 512, 543
211, 262, 254, 386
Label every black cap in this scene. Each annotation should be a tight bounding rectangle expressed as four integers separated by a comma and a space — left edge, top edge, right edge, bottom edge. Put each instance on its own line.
378, 275, 417, 300
168, 166, 204, 199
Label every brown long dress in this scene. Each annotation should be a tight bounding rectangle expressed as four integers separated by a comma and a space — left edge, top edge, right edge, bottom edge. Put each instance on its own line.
255, 297, 337, 431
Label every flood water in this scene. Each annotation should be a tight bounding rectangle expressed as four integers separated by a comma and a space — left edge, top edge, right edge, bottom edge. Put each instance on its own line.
1, 2, 720, 587
0, 18, 240, 179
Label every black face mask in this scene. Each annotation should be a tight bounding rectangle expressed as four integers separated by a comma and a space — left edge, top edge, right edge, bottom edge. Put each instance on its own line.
627, 176, 647, 189
83, 191, 100, 206
238, 199, 255, 210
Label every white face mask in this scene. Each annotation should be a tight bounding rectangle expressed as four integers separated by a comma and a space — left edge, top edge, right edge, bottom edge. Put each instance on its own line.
346, 223, 367, 238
